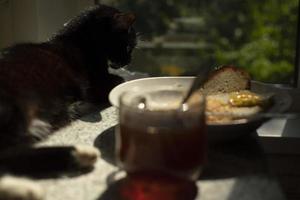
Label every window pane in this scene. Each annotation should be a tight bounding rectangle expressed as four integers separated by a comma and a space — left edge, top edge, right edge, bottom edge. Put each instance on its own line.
110, 0, 298, 84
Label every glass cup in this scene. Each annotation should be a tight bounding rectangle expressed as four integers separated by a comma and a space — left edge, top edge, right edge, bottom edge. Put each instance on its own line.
115, 88, 206, 181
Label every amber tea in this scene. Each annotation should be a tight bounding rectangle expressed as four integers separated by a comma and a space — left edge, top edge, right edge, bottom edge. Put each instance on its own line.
116, 89, 206, 181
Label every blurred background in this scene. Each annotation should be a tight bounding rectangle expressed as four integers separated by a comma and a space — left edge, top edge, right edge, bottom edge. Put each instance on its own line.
0, 0, 299, 84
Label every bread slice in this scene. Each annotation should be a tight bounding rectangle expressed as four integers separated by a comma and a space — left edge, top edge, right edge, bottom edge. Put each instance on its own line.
202, 65, 251, 95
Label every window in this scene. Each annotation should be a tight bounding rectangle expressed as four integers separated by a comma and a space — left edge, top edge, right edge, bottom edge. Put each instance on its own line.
107, 0, 299, 85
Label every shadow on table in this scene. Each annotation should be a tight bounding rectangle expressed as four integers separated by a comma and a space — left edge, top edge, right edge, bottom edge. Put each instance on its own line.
97, 173, 198, 200
201, 133, 269, 179
74, 102, 114, 123
94, 126, 116, 166
94, 126, 268, 180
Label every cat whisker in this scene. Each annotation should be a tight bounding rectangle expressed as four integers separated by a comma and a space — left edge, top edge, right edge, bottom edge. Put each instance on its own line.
136, 33, 150, 42
137, 36, 147, 42
136, 32, 149, 42
135, 45, 141, 49
135, 40, 147, 49
136, 32, 144, 37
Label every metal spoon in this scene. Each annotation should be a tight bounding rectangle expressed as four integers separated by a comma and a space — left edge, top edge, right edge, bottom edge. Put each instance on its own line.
181, 67, 212, 104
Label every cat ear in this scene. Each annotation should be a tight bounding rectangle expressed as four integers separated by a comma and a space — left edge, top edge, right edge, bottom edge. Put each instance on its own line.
113, 12, 136, 30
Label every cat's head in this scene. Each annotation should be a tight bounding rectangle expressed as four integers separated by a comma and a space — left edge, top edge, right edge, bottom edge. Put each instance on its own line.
52, 5, 137, 69
106, 12, 137, 68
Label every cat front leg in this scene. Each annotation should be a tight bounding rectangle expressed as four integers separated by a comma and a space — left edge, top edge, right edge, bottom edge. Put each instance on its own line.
85, 74, 124, 105
68, 101, 99, 120
0, 145, 100, 200
28, 119, 52, 140
0, 146, 100, 176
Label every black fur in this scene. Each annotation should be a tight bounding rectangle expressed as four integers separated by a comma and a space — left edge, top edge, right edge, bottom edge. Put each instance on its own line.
0, 4, 136, 151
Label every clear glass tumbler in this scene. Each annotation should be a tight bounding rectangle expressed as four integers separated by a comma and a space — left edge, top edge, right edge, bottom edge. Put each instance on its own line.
115, 88, 206, 181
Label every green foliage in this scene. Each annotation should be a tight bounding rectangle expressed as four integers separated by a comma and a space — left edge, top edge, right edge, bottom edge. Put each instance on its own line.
203, 0, 298, 83
216, 38, 293, 81
114, 0, 298, 83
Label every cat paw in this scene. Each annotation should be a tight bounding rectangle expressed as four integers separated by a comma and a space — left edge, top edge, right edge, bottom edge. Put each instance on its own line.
71, 145, 100, 169
28, 119, 52, 140
68, 101, 98, 119
0, 176, 44, 200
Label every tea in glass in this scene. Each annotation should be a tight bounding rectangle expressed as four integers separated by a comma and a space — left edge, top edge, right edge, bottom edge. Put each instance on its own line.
116, 89, 206, 181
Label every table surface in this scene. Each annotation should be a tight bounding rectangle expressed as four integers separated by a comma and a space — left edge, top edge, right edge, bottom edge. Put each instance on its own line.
36, 106, 286, 200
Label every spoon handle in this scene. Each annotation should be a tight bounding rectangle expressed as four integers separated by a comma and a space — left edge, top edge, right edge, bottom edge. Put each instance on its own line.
182, 67, 211, 104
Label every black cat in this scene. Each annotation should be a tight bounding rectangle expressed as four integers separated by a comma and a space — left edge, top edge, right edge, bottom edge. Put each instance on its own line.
0, 4, 136, 199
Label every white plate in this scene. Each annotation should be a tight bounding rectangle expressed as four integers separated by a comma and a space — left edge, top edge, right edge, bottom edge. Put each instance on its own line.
109, 76, 292, 142
109, 76, 194, 107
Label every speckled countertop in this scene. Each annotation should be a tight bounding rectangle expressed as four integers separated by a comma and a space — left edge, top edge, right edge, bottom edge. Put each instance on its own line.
36, 106, 286, 200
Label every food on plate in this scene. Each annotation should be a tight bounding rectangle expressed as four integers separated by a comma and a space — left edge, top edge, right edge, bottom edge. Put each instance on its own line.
201, 65, 251, 95
200, 65, 270, 124
228, 90, 263, 107
206, 92, 264, 123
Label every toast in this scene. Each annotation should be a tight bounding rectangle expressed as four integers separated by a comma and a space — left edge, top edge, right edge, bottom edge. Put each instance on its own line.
202, 65, 251, 95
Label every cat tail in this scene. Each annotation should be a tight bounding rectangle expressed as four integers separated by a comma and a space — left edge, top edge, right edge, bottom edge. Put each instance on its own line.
0, 145, 100, 177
